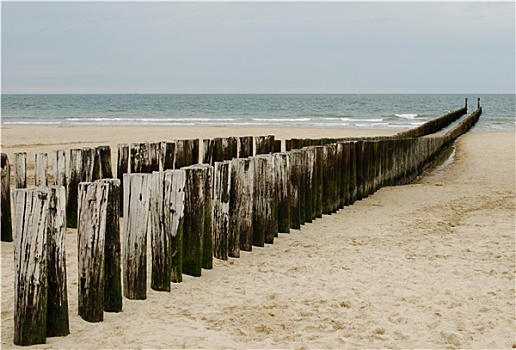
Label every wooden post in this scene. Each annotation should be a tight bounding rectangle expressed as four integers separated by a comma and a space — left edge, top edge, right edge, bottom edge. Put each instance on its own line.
182, 165, 207, 277
170, 170, 186, 283
35, 152, 48, 187
161, 141, 175, 170
139, 143, 152, 173
46, 186, 69, 337
82, 147, 99, 182
123, 173, 150, 300
274, 140, 282, 153
1, 153, 12, 242
66, 149, 81, 228
96, 146, 113, 178
253, 155, 276, 245
340, 143, 351, 206
192, 139, 200, 165
355, 141, 364, 200
203, 139, 214, 165
149, 170, 186, 290
175, 139, 199, 168
224, 137, 238, 160
238, 136, 254, 158
150, 143, 160, 173
213, 161, 231, 260
175, 140, 186, 168
203, 164, 214, 270
12, 188, 48, 345
230, 157, 254, 254
322, 145, 336, 215
117, 144, 129, 217
52, 150, 67, 188
77, 181, 109, 322
130, 143, 142, 173
349, 142, 357, 204
211, 138, 224, 164
14, 152, 27, 189
289, 150, 302, 230
314, 146, 324, 218
304, 148, 314, 223
274, 152, 290, 233
100, 179, 122, 312
256, 135, 275, 155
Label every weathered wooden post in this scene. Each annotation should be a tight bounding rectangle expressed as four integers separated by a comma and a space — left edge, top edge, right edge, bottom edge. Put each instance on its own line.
213, 161, 231, 260
230, 157, 254, 254
253, 155, 276, 245
130, 143, 142, 173
340, 143, 351, 206
123, 173, 150, 300
99, 179, 122, 312
224, 137, 238, 160
82, 147, 99, 182
238, 136, 254, 158
182, 165, 208, 276
46, 186, 69, 337
14, 152, 27, 189
355, 141, 365, 200
66, 149, 81, 228
117, 144, 129, 217
149, 170, 185, 290
211, 138, 223, 164
77, 181, 109, 322
289, 150, 302, 230
175, 140, 186, 168
1, 153, 12, 242
304, 148, 315, 223
203, 139, 214, 165
35, 152, 48, 187
362, 141, 372, 198
161, 141, 175, 170
314, 146, 324, 218
149, 143, 160, 173
52, 150, 67, 188
322, 145, 336, 215
253, 155, 268, 245
96, 146, 113, 178
140, 143, 152, 173
170, 170, 186, 283
12, 187, 48, 345
203, 164, 214, 270
175, 139, 199, 168
255, 135, 275, 155
274, 140, 282, 153
274, 152, 291, 233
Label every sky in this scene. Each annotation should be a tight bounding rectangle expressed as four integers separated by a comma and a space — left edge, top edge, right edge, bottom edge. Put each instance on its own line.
1, 1, 515, 94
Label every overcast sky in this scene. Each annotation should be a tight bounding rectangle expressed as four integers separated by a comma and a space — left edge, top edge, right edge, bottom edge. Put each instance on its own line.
2, 1, 514, 94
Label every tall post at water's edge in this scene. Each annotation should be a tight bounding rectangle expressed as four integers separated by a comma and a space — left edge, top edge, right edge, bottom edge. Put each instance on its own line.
465, 98, 468, 111
477, 98, 481, 109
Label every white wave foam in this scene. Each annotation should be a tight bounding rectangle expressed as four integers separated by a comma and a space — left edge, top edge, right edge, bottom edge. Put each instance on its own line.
252, 118, 311, 122
395, 113, 418, 119
341, 118, 383, 122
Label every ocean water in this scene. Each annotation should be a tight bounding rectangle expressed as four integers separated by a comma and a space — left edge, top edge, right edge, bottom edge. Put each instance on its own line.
1, 94, 514, 132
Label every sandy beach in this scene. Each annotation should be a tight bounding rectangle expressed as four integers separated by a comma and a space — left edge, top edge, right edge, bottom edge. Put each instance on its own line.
1, 125, 514, 349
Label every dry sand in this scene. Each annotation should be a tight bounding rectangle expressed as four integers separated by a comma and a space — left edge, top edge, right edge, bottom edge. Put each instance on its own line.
1, 125, 514, 349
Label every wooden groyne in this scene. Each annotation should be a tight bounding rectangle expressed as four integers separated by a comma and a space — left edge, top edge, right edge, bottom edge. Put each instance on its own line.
1, 100, 482, 345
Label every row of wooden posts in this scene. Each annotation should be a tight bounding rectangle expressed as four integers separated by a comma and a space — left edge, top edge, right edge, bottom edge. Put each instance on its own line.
1, 101, 481, 346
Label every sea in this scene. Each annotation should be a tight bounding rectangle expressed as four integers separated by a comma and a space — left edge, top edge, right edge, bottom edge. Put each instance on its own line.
1, 94, 514, 132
